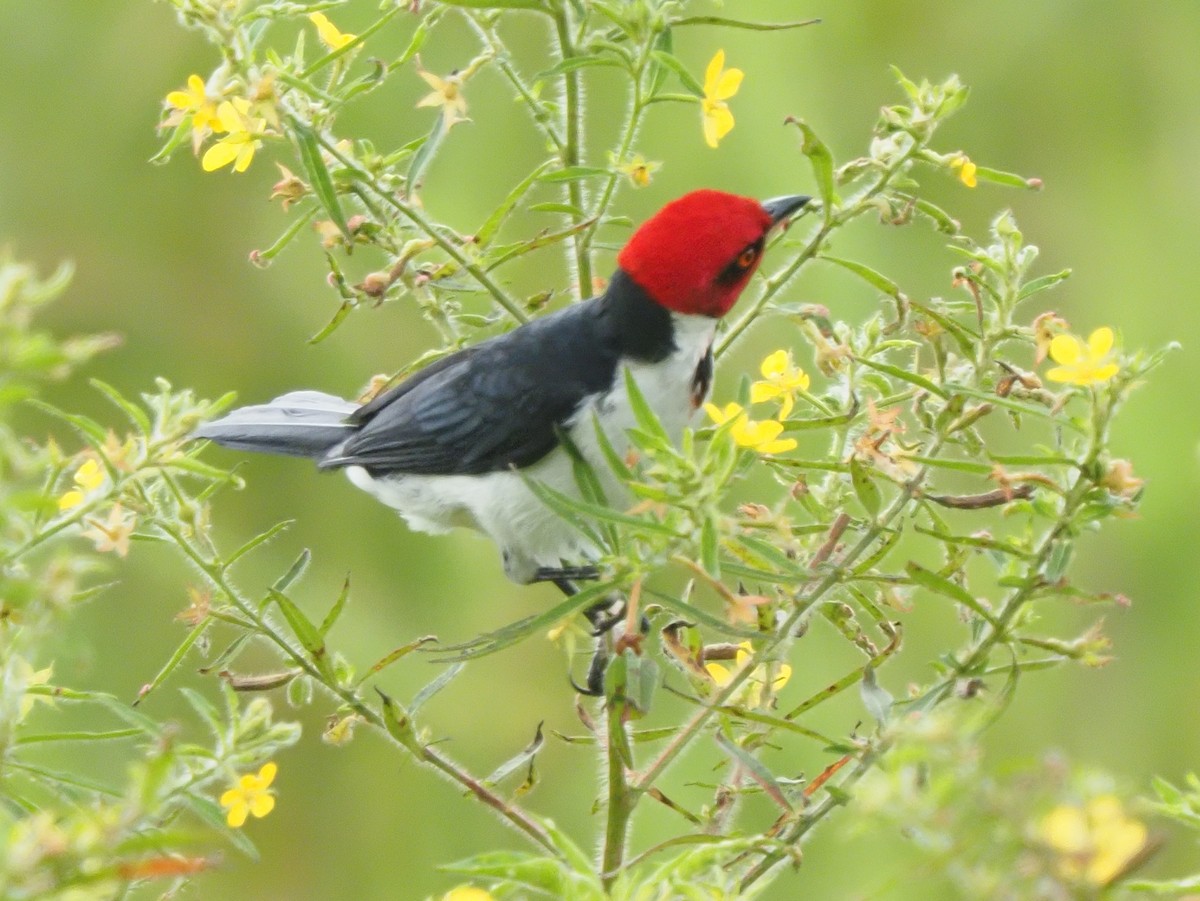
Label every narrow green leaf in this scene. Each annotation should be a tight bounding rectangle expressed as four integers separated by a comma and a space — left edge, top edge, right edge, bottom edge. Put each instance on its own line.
700, 516, 721, 578
16, 728, 141, 745
483, 721, 544, 788
849, 457, 883, 516
860, 664, 893, 724
646, 27, 673, 95
714, 732, 794, 811
476, 160, 555, 248
538, 165, 612, 183
672, 15, 821, 32
411, 661, 465, 714
291, 120, 348, 236
1017, 269, 1072, 301
407, 114, 447, 197
975, 165, 1040, 190
437, 0, 548, 9
905, 561, 997, 625
133, 621, 209, 706
89, 379, 151, 436
647, 50, 704, 97
787, 118, 837, 215
28, 400, 108, 447
309, 299, 353, 345
271, 548, 311, 594
855, 356, 948, 398
624, 367, 671, 443
356, 636, 437, 686
529, 201, 586, 215
223, 520, 293, 569
821, 255, 901, 300
319, 575, 351, 637
269, 589, 329, 673
537, 56, 624, 79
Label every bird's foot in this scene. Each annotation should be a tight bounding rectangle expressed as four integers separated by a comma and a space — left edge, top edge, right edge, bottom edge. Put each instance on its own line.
533, 564, 601, 584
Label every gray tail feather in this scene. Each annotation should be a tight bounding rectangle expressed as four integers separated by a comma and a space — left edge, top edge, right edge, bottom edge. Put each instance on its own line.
193, 390, 359, 460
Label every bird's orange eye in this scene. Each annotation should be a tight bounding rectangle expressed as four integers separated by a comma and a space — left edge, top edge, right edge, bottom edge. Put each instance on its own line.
737, 247, 758, 269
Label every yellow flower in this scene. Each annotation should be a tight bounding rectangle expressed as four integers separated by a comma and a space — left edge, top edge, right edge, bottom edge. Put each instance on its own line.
951, 155, 978, 188
705, 641, 791, 707
309, 12, 357, 51
201, 99, 265, 173
704, 402, 797, 455
750, 350, 811, 418
441, 888, 495, 901
616, 154, 661, 188
1046, 327, 1119, 385
701, 50, 743, 148
219, 762, 277, 828
58, 458, 105, 511
81, 504, 137, 558
1040, 795, 1148, 885
165, 74, 223, 138
416, 61, 469, 128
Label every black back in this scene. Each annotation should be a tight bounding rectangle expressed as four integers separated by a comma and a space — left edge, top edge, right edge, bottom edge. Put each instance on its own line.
320, 271, 677, 476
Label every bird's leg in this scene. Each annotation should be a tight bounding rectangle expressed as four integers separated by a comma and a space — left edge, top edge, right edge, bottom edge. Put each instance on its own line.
550, 575, 623, 696
533, 564, 601, 584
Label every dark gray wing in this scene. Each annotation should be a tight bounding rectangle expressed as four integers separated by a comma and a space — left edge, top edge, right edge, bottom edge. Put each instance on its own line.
320, 302, 619, 476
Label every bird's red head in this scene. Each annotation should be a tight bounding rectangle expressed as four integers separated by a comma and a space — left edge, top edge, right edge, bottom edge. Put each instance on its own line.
617, 189, 808, 318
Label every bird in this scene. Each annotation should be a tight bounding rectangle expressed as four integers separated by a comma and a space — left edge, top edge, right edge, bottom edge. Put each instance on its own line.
195, 190, 810, 594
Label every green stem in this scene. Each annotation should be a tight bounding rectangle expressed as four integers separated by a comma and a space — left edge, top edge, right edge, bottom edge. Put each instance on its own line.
553, 5, 592, 297
601, 705, 634, 889
313, 135, 528, 325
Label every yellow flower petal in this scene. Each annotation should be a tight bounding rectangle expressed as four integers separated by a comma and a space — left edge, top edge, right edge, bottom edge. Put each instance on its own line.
58, 489, 84, 511
770, 664, 792, 690
704, 50, 726, 93
705, 402, 744, 426
249, 793, 276, 819
758, 438, 798, 454
234, 141, 258, 173
225, 802, 249, 829
75, 459, 104, 491
778, 393, 794, 420
714, 67, 744, 101
705, 661, 732, 685
219, 788, 242, 808
1087, 327, 1114, 358
760, 350, 789, 379
257, 762, 277, 787
166, 90, 194, 110
750, 382, 781, 404
202, 141, 239, 172
1048, 333, 1083, 366
703, 104, 734, 148
1090, 363, 1119, 382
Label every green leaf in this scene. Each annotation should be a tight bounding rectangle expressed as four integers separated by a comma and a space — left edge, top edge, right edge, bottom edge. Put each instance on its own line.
975, 164, 1039, 190
700, 516, 721, 578
672, 15, 821, 32
624, 367, 671, 443
357, 636, 438, 686
406, 113, 448, 197
821, 255, 902, 301
646, 27, 674, 96
89, 379, 151, 436
860, 664, 893, 724
538, 165, 612, 183
269, 589, 330, 675
28, 400, 108, 447
291, 120, 348, 237
308, 299, 353, 345
271, 548, 311, 595
411, 661, 465, 714
319, 575, 351, 637
849, 457, 883, 516
376, 688, 418, 749
905, 562, 997, 625
787, 118, 837, 216
133, 621, 209, 706
714, 731, 793, 811
224, 520, 293, 569
647, 50, 704, 97
537, 55, 625, 79
482, 721, 544, 788
476, 160, 555, 248
854, 356, 948, 398
1017, 269, 1072, 301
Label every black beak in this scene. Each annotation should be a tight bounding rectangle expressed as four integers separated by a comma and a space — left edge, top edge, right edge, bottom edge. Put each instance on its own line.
762, 194, 812, 227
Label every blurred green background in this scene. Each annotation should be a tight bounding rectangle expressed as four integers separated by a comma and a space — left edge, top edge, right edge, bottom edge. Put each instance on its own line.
3, 1, 1199, 897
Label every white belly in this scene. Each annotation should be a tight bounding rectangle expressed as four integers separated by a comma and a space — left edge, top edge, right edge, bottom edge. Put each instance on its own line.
347, 314, 715, 583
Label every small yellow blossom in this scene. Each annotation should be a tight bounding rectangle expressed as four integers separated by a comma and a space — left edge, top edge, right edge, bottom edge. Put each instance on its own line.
750, 350, 811, 418
704, 402, 797, 455
309, 12, 357, 51
701, 50, 743, 148
165, 74, 223, 145
441, 888, 496, 901
1040, 795, 1148, 885
201, 99, 265, 173
616, 154, 661, 188
1046, 327, 1119, 386
416, 60, 469, 128
705, 641, 791, 706
58, 459, 105, 511
219, 762, 277, 828
951, 155, 978, 188
81, 504, 137, 558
